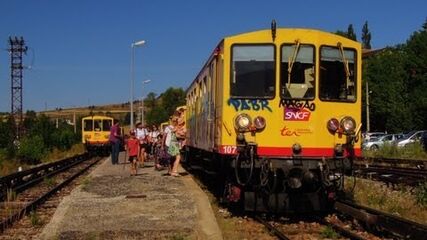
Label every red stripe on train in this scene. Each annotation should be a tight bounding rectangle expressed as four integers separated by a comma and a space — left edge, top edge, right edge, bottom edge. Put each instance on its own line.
218, 145, 361, 157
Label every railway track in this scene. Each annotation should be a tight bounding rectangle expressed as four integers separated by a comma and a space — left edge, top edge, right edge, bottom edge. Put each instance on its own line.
334, 200, 427, 240
353, 163, 427, 186
0, 153, 101, 233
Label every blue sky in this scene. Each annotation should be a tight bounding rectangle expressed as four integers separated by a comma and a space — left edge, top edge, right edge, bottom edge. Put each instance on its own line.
1, 0, 426, 112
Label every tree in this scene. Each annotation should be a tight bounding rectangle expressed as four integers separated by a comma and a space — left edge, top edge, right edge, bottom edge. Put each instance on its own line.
347, 24, 357, 41
160, 87, 186, 116
362, 21, 372, 49
335, 24, 357, 41
404, 21, 427, 129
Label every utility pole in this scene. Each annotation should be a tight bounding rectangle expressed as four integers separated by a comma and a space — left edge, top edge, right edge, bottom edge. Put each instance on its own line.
8, 36, 28, 139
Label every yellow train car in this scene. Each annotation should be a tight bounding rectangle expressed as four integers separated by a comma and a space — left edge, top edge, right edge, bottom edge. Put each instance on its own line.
184, 26, 362, 213
82, 115, 113, 155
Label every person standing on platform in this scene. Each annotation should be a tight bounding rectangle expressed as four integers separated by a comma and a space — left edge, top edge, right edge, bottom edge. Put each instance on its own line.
135, 122, 148, 167
109, 119, 121, 165
163, 117, 181, 176
126, 130, 140, 176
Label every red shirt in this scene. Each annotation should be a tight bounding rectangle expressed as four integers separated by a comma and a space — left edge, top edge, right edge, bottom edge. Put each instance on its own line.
127, 138, 139, 156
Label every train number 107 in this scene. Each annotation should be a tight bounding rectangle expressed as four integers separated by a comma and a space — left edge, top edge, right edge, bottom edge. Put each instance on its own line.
220, 145, 237, 154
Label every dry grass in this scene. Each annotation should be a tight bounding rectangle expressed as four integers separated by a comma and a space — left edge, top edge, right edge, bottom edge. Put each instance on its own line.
0, 144, 86, 176
345, 177, 427, 225
41, 144, 86, 163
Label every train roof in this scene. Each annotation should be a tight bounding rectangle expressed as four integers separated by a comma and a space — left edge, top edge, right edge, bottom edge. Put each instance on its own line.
82, 115, 114, 120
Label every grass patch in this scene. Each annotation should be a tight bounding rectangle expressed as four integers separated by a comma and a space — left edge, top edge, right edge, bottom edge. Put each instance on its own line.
43, 177, 57, 188
320, 225, 339, 239
345, 177, 427, 224
80, 176, 92, 191
42, 143, 86, 163
29, 210, 43, 227
363, 142, 427, 159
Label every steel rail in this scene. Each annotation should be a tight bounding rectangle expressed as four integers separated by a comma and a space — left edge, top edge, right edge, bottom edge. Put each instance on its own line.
0, 156, 100, 232
0, 153, 92, 200
335, 200, 427, 240
254, 215, 290, 240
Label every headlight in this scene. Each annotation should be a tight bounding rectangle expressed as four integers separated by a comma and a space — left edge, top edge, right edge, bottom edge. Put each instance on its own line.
327, 118, 340, 133
234, 113, 251, 132
340, 116, 356, 134
253, 116, 266, 131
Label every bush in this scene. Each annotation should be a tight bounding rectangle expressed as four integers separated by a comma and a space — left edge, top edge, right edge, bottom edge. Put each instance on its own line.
16, 135, 46, 164
415, 182, 427, 207
52, 128, 77, 150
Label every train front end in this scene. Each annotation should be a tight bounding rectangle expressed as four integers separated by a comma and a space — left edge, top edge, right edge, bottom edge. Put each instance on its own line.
219, 28, 362, 213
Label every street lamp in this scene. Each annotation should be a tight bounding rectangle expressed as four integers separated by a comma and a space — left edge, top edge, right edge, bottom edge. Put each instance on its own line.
141, 79, 151, 125
130, 40, 146, 129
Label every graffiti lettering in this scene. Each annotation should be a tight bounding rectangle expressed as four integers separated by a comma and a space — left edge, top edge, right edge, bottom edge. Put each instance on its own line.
279, 99, 316, 111
228, 99, 272, 112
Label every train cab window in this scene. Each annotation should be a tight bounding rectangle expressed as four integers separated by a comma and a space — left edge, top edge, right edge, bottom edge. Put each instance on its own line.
280, 44, 315, 99
230, 45, 275, 98
94, 120, 102, 131
102, 119, 112, 131
319, 46, 357, 102
83, 120, 93, 131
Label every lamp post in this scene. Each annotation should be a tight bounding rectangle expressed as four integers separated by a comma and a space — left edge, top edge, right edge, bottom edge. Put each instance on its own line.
141, 79, 151, 125
130, 40, 146, 129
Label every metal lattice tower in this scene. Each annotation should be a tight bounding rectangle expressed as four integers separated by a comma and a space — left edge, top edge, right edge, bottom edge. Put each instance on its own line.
8, 36, 28, 138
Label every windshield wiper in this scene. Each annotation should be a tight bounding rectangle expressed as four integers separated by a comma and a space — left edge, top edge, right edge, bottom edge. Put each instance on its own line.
287, 39, 301, 88
337, 42, 351, 89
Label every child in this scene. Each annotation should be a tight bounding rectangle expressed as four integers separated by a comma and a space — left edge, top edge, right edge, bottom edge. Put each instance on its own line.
126, 130, 140, 176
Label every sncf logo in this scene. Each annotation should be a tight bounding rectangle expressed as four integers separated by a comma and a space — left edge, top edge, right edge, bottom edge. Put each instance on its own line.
284, 107, 311, 121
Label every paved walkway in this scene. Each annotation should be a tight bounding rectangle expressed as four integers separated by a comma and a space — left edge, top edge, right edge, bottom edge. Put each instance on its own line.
39, 152, 222, 240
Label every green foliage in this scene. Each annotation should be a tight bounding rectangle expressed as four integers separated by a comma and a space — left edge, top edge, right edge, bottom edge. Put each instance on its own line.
362, 21, 372, 49
30, 210, 42, 227
144, 87, 186, 126
16, 135, 46, 164
43, 177, 56, 187
364, 20, 427, 132
347, 24, 357, 41
335, 24, 357, 41
415, 181, 427, 207
0, 116, 16, 155
320, 226, 339, 239
362, 142, 427, 159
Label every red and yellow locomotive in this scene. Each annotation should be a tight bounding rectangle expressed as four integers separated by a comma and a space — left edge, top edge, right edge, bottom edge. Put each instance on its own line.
184, 26, 362, 213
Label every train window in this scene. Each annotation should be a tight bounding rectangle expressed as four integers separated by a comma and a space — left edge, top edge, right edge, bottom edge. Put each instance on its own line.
280, 44, 315, 99
230, 45, 275, 98
94, 120, 102, 132
84, 120, 93, 131
319, 46, 356, 102
102, 119, 112, 131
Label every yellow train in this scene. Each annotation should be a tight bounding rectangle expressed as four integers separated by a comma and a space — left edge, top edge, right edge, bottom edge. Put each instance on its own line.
81, 115, 113, 155
184, 25, 362, 213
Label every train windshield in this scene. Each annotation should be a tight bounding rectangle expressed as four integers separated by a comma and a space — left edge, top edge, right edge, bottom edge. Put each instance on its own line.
319, 46, 356, 102
83, 120, 93, 131
280, 44, 315, 99
230, 45, 275, 98
103, 119, 112, 131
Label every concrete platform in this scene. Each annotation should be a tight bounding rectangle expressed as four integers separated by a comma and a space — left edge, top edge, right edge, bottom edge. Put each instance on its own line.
39, 152, 222, 240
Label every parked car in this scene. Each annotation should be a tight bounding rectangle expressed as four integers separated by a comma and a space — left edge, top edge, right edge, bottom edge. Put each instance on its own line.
362, 132, 387, 142
362, 134, 403, 151
421, 131, 427, 151
396, 130, 427, 148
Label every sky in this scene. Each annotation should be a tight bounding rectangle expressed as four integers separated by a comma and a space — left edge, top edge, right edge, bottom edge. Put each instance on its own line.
0, 0, 426, 112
